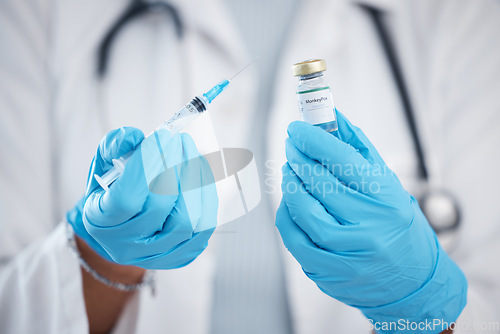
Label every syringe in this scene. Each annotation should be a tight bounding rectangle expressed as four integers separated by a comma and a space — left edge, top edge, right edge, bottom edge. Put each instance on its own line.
94, 59, 257, 191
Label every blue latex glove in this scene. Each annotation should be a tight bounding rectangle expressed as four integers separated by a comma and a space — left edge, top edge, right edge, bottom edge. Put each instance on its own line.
67, 127, 218, 269
276, 111, 467, 334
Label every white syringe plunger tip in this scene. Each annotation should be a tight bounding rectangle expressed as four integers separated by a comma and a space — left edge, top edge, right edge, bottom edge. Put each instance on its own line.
94, 174, 110, 191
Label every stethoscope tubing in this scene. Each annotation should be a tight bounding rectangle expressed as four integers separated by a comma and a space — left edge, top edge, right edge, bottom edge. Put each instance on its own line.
359, 4, 461, 233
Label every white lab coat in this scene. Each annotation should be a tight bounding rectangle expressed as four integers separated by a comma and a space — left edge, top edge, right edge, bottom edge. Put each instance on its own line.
1, 0, 499, 333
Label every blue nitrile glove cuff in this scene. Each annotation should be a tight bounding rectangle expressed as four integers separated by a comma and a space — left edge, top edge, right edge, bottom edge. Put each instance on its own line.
359, 213, 467, 334
66, 197, 115, 262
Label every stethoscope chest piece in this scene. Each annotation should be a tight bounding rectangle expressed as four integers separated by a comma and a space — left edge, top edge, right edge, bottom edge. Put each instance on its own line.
419, 190, 461, 234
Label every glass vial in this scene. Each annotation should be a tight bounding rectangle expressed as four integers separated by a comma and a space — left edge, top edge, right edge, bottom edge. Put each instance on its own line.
292, 59, 338, 132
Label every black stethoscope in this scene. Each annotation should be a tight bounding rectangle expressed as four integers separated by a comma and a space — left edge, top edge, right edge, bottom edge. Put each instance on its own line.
96, 0, 183, 78
96, 1, 461, 234
94, 0, 187, 134
360, 4, 461, 234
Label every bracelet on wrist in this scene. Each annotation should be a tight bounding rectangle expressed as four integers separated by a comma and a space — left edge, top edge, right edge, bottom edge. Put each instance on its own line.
66, 223, 156, 295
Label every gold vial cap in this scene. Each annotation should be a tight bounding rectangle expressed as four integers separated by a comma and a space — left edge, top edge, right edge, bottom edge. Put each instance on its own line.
292, 59, 327, 76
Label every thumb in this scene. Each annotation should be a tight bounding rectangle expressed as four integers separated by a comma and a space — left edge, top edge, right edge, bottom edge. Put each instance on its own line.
335, 109, 385, 166
86, 127, 144, 194
83, 127, 147, 227
98, 127, 145, 168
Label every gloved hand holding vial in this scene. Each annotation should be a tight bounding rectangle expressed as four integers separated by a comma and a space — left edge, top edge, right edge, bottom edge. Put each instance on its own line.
275, 59, 468, 334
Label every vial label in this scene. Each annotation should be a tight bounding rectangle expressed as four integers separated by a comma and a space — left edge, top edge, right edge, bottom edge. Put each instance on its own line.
296, 87, 336, 125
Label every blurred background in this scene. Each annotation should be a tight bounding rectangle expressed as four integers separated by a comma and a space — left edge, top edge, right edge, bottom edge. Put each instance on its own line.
1, 0, 499, 333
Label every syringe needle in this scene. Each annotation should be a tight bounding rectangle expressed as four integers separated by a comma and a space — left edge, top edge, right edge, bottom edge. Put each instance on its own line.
229, 57, 259, 80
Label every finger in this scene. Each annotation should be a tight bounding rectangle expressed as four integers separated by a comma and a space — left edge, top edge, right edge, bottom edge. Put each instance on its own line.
173, 134, 218, 232
84, 128, 149, 226
109, 132, 185, 248
133, 192, 196, 255
154, 129, 185, 169
106, 133, 212, 258
178, 133, 205, 229
139, 133, 209, 249
133, 228, 215, 270
84, 149, 150, 227
178, 133, 218, 232
287, 121, 377, 182
66, 197, 115, 262
275, 199, 353, 280
86, 131, 185, 227
134, 133, 206, 251
142, 130, 183, 195
86, 127, 145, 194
99, 127, 145, 167
285, 142, 385, 224
286, 136, 375, 188
96, 189, 205, 266
193, 154, 218, 232
335, 109, 385, 166
281, 163, 360, 252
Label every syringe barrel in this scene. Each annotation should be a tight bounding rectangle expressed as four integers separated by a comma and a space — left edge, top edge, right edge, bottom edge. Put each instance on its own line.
152, 96, 206, 134
95, 96, 207, 190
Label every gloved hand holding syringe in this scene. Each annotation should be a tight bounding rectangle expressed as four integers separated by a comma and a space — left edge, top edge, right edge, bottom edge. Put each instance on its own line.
95, 58, 257, 191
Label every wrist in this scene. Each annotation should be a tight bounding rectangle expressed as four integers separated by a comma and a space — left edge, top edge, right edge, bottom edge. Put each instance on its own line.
362, 240, 467, 334
71, 231, 149, 334
75, 235, 146, 285
67, 197, 117, 262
